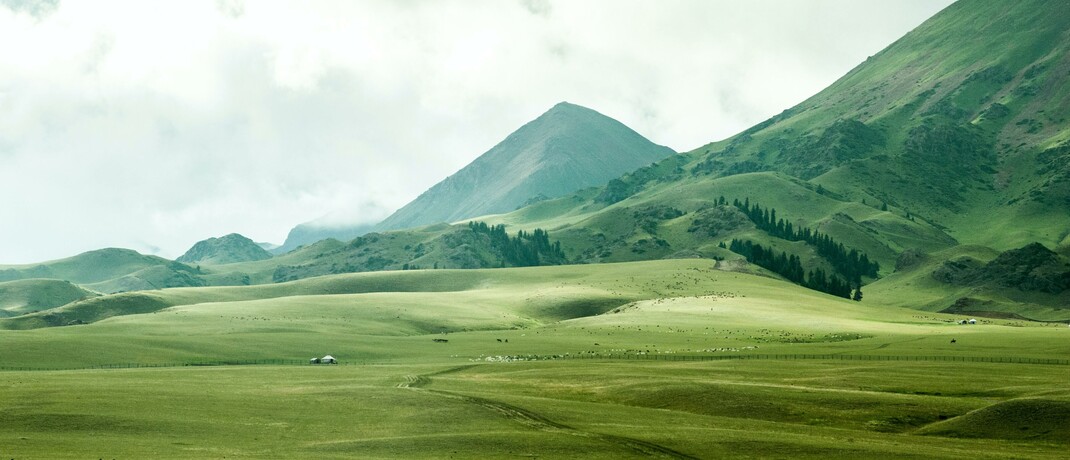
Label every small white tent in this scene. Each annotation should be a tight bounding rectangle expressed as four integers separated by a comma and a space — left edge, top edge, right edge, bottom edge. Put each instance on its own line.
321, 355, 337, 364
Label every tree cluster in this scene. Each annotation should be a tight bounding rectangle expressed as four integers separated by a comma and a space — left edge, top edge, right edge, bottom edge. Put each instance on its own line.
720, 196, 879, 286
467, 221, 566, 267
727, 239, 854, 298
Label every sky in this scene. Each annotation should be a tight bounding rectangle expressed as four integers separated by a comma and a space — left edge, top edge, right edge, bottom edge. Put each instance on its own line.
0, 0, 954, 264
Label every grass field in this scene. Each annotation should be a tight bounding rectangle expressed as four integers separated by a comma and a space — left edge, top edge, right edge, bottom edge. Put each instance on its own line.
1, 260, 1067, 458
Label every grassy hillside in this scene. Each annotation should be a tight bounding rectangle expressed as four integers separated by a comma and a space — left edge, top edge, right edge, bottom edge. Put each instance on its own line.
703, 0, 1070, 248
0, 248, 176, 284
0, 279, 97, 317
2, 259, 1066, 364
457, 0, 1070, 319
209, 222, 569, 286
0, 248, 209, 295
865, 245, 1070, 321
1, 259, 728, 331
0, 260, 1066, 458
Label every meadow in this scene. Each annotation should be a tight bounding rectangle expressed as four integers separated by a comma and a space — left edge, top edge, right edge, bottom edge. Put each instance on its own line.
1, 260, 1067, 458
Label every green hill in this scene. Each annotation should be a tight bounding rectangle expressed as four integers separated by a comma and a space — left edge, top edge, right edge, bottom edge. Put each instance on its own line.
916, 398, 1070, 442
177, 233, 273, 265
0, 248, 212, 298
0, 248, 198, 285
687, 0, 1070, 251
0, 279, 97, 317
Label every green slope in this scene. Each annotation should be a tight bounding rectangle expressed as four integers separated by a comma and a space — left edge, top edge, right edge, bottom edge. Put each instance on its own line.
2, 259, 1066, 363
0, 261, 1066, 458
0, 279, 97, 317
0, 248, 177, 285
0, 247, 215, 296
1, 259, 721, 330
686, 0, 1070, 249
467, 0, 1070, 319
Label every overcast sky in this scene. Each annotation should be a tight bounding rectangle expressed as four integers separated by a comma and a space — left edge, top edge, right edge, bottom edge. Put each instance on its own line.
0, 0, 954, 264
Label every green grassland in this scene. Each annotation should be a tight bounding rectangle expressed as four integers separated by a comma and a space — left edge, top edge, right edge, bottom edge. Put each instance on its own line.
1, 260, 1067, 458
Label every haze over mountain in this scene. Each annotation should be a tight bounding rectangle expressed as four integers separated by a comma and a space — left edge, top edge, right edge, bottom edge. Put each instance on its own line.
274, 221, 377, 255
372, 102, 674, 232
2, 0, 1067, 322
276, 102, 674, 251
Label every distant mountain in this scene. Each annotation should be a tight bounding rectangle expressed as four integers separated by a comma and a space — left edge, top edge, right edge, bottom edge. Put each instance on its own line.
257, 241, 281, 251
177, 233, 273, 265
273, 221, 376, 255
372, 102, 674, 232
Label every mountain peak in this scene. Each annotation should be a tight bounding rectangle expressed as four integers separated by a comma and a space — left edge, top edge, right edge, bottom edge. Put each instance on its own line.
373, 103, 674, 232
548, 101, 584, 111
542, 101, 604, 120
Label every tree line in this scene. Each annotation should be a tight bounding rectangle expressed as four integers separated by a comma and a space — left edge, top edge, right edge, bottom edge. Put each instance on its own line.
714, 196, 879, 286
724, 239, 855, 299
467, 221, 566, 267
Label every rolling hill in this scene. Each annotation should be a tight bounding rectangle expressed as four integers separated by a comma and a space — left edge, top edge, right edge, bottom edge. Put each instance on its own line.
1, 259, 1067, 458
0, 279, 97, 318
0, 248, 212, 295
3, 3, 1070, 458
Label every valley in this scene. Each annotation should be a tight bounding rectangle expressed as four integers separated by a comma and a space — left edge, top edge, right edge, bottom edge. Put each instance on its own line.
1, 261, 1066, 458
2, 1, 1069, 458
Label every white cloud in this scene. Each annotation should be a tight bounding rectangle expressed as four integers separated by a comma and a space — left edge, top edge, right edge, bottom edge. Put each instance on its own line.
0, 0, 953, 263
